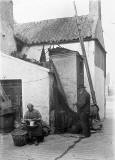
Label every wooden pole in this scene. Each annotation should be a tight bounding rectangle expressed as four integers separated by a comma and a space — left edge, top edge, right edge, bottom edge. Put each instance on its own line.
73, 1, 98, 106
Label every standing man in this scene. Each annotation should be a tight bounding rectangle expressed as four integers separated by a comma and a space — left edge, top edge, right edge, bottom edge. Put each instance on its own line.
73, 85, 91, 137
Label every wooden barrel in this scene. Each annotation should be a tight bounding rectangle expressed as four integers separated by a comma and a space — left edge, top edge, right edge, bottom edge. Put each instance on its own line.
0, 108, 15, 133
11, 129, 28, 146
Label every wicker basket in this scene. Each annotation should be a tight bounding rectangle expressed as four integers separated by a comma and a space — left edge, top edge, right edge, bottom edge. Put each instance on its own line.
11, 129, 28, 146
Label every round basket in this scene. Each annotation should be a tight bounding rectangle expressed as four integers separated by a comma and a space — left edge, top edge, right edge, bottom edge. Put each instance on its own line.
11, 129, 28, 146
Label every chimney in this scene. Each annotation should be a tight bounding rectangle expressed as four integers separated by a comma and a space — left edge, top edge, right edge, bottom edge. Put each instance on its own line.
0, 0, 17, 55
89, 0, 101, 20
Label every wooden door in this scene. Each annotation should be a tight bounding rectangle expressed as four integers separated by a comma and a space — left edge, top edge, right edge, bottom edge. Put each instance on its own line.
0, 79, 22, 121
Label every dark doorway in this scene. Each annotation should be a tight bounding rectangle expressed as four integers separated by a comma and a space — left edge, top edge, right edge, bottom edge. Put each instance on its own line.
0, 79, 22, 121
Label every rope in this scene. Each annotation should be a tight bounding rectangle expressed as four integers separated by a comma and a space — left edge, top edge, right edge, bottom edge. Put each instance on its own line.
0, 77, 49, 86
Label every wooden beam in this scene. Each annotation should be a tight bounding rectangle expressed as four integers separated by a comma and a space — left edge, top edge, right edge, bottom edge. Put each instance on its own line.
73, 1, 97, 106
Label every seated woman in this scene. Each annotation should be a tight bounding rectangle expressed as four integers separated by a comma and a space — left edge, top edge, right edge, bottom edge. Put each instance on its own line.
24, 103, 43, 145
24, 103, 42, 120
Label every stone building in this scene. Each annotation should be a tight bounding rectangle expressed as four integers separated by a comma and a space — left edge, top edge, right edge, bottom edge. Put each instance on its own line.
14, 0, 106, 119
0, 0, 106, 119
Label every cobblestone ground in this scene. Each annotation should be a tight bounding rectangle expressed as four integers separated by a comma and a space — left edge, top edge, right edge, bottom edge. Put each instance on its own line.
0, 96, 115, 160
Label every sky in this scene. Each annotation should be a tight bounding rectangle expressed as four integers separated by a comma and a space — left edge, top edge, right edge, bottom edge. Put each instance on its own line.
13, 0, 115, 84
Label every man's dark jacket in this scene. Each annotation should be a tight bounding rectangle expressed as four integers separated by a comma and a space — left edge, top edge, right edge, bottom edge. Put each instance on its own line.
77, 89, 90, 114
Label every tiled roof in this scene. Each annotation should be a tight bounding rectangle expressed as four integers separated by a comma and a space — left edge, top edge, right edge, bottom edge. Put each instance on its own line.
14, 16, 96, 45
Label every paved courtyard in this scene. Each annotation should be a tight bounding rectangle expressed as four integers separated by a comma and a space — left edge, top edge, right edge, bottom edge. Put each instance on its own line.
0, 96, 115, 160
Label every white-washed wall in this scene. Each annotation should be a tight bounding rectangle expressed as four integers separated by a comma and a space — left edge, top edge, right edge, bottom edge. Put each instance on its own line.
62, 42, 105, 118
60, 41, 95, 94
95, 67, 105, 118
0, 52, 50, 123
51, 53, 77, 112
94, 42, 106, 119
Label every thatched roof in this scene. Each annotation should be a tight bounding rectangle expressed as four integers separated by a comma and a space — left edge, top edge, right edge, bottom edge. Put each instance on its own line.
14, 15, 105, 51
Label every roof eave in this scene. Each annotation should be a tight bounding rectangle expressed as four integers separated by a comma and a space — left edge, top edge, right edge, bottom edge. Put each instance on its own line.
15, 36, 106, 54
14, 36, 92, 46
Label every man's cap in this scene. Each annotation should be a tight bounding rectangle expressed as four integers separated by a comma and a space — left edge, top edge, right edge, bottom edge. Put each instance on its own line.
27, 103, 34, 109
